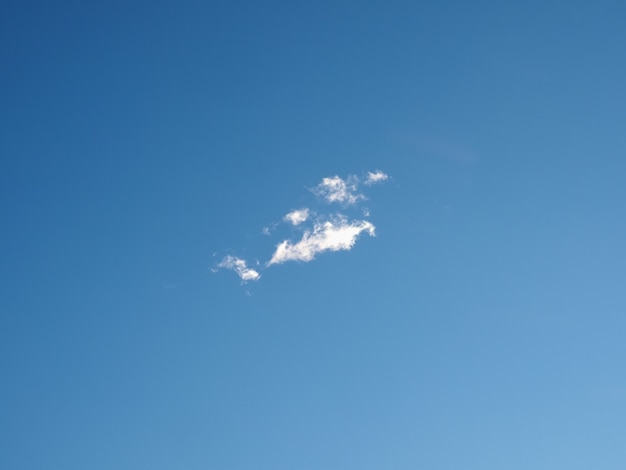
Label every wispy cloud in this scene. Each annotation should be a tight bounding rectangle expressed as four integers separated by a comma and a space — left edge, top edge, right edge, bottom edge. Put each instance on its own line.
283, 208, 310, 226
313, 175, 363, 205
267, 216, 375, 265
215, 169, 390, 284
217, 256, 261, 282
401, 134, 477, 164
365, 170, 389, 185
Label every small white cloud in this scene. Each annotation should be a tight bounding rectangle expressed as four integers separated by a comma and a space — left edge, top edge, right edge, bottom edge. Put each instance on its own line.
216, 169, 391, 285
267, 216, 375, 265
364, 170, 389, 185
218, 256, 261, 282
313, 175, 363, 205
283, 208, 310, 226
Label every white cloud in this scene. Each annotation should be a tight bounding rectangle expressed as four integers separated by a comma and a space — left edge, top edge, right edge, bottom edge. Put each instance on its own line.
215, 170, 390, 284
218, 256, 261, 282
267, 216, 375, 265
283, 208, 310, 226
364, 170, 389, 185
313, 175, 363, 205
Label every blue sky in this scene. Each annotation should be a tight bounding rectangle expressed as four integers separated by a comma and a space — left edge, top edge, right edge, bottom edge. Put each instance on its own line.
1, 1, 626, 468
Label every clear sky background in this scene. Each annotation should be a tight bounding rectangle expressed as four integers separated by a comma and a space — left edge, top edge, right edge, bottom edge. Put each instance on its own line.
2, 1, 626, 469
